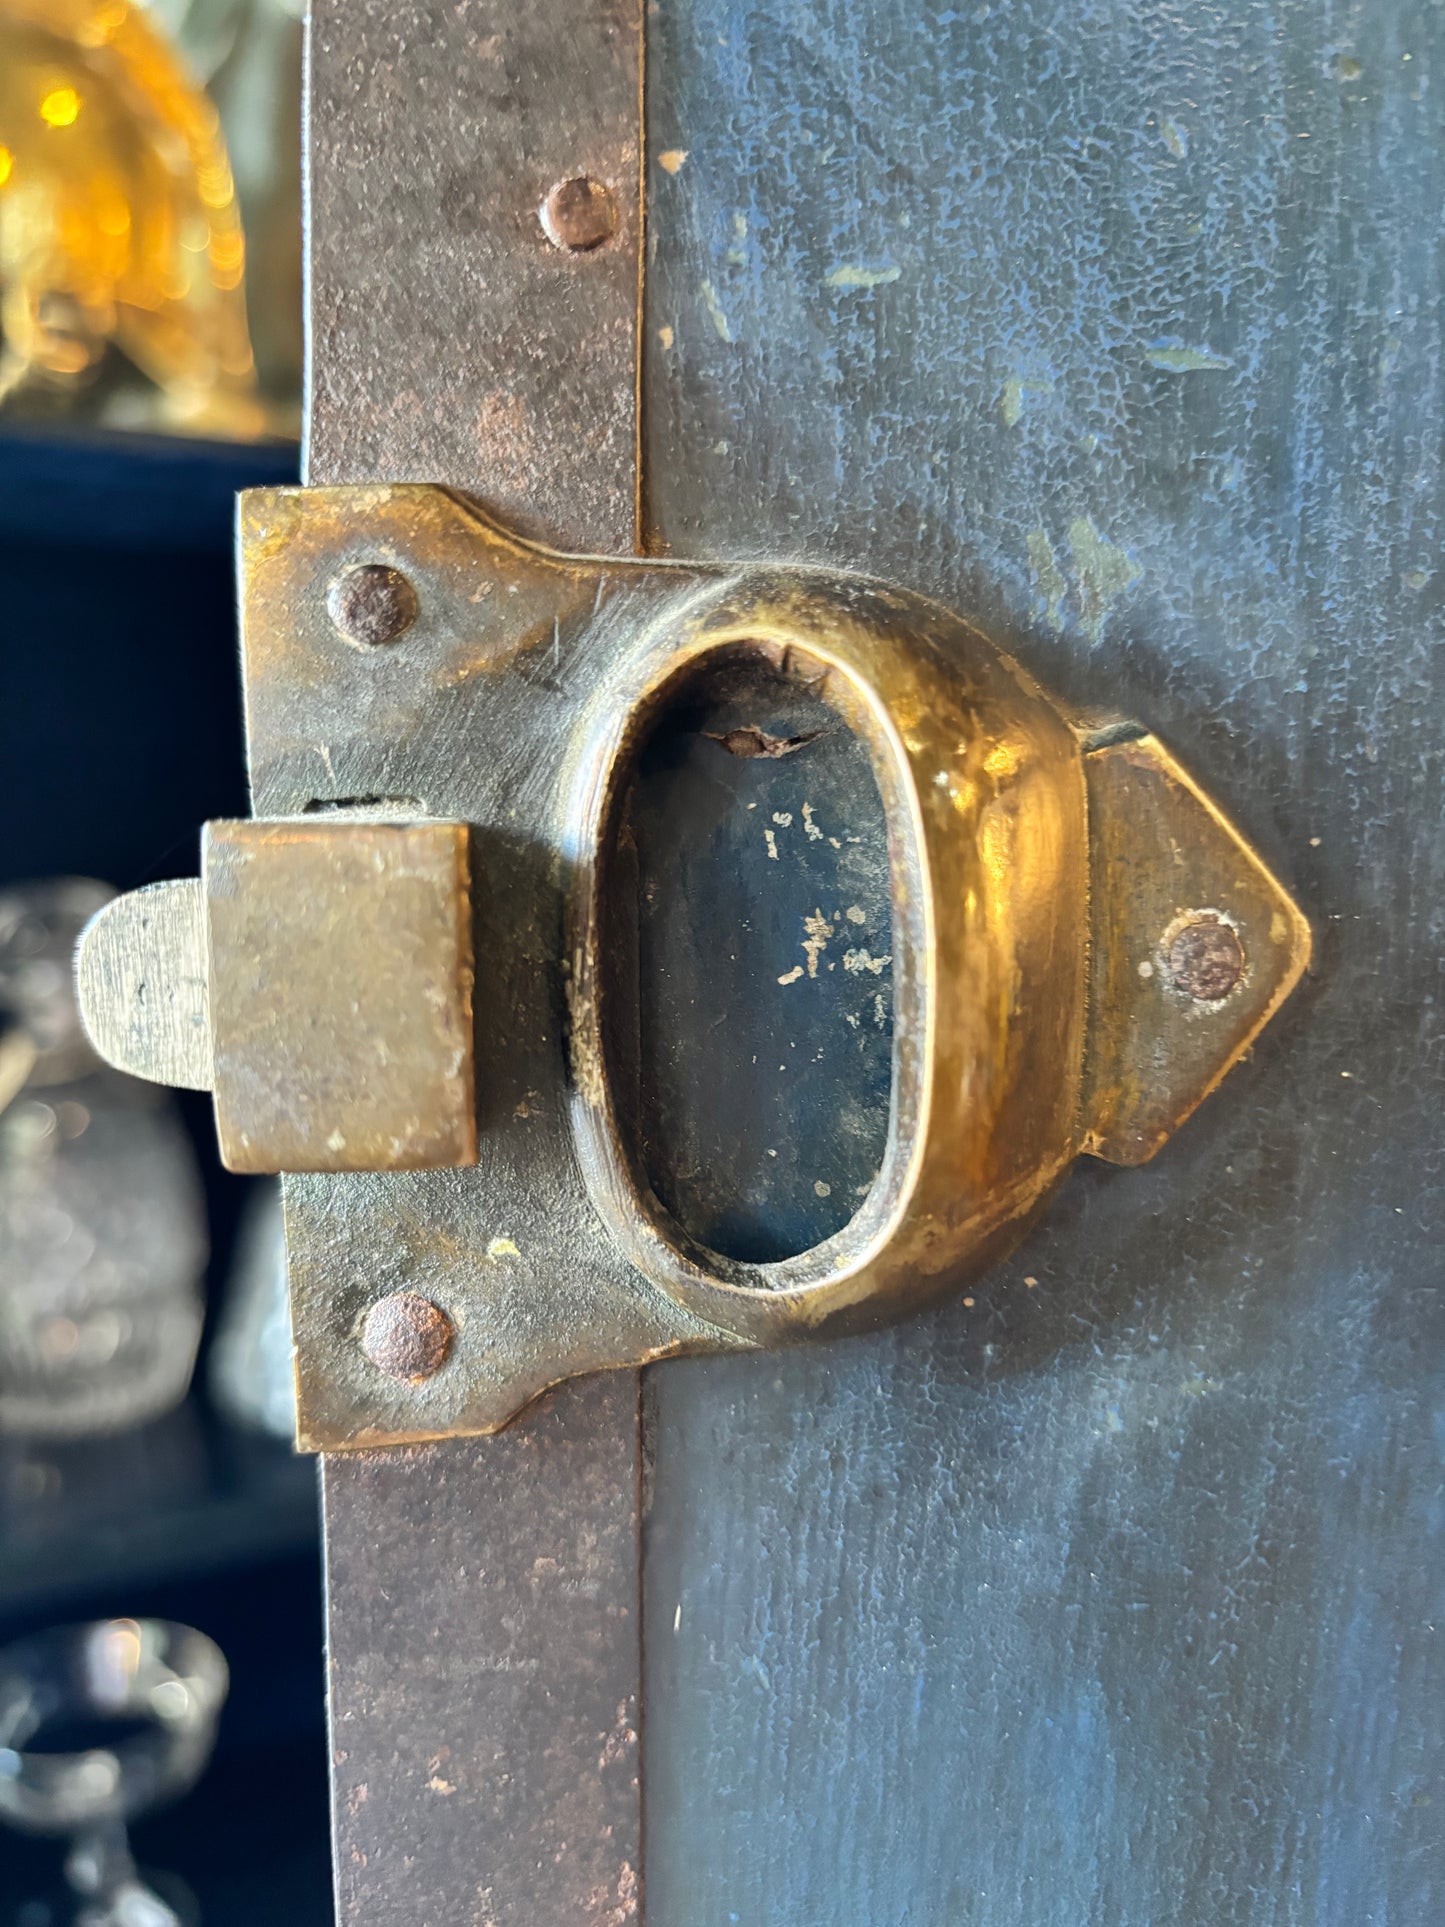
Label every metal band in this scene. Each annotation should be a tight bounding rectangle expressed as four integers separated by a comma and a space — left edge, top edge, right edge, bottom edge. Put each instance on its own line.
306, 1, 644, 1918
306, 0, 642, 554
321, 1379, 642, 1927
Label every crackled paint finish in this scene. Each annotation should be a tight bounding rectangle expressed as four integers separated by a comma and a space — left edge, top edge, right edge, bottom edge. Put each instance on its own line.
643, 3, 1444, 1924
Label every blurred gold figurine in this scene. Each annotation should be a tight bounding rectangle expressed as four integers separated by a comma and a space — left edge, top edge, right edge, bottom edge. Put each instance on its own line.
0, 0, 274, 436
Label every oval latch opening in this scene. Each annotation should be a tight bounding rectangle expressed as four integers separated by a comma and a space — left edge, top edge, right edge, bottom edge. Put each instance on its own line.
599, 643, 894, 1265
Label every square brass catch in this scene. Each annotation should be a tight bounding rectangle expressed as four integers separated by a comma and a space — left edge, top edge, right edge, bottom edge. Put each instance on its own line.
76, 816, 477, 1178
204, 819, 475, 1174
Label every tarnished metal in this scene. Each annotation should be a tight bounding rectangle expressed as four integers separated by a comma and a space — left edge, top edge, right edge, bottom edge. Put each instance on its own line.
1166, 915, 1246, 1003
1080, 733, 1311, 1165
81, 821, 476, 1175
326, 563, 419, 649
75, 880, 211, 1091
322, 1374, 643, 1927
302, 3, 647, 1920
306, 0, 642, 555
74, 483, 1310, 1447
360, 1291, 455, 1382
541, 176, 620, 252
204, 818, 475, 1175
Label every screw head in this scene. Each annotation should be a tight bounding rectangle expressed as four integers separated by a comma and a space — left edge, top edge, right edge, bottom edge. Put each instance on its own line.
1167, 915, 1245, 1002
360, 1291, 454, 1381
327, 564, 418, 648
540, 176, 618, 252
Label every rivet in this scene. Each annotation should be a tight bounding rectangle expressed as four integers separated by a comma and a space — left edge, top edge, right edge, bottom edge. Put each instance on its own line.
327, 564, 418, 648
1167, 916, 1245, 1002
360, 1291, 454, 1381
540, 176, 618, 252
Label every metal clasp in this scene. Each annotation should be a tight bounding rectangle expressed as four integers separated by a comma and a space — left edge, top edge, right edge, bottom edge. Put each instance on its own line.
75, 485, 1310, 1448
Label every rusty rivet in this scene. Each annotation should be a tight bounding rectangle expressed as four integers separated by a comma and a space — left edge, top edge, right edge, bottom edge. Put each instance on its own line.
540, 176, 618, 252
360, 1291, 454, 1381
1167, 915, 1246, 1002
327, 564, 418, 648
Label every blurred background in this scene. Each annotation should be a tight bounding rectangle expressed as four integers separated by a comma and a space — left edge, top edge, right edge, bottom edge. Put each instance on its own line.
0, 2, 329, 1919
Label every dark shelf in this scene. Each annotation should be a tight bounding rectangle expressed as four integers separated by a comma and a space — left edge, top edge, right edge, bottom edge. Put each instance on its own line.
0, 422, 329, 1917
0, 1403, 318, 1628
0, 424, 298, 555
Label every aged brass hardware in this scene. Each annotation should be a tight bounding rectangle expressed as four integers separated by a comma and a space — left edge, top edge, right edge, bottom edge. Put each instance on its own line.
74, 484, 1310, 1449
79, 817, 476, 1174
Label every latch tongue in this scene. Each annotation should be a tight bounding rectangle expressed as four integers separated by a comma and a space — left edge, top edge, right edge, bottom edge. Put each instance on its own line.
77, 818, 475, 1175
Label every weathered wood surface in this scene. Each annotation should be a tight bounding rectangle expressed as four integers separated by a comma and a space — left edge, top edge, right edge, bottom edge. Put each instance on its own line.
641, 2, 1444, 1922
307, 3, 644, 1922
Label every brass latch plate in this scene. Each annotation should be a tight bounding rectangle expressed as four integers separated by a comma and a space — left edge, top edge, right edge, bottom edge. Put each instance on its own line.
74, 484, 1311, 1450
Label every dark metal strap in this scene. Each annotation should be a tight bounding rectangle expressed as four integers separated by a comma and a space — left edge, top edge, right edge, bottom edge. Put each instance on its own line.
306, 0, 642, 554
323, 1378, 642, 1925
306, 0, 645, 1917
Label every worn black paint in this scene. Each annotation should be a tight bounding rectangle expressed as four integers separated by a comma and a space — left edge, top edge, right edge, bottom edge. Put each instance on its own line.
620, 656, 892, 1261
642, 2, 1444, 1923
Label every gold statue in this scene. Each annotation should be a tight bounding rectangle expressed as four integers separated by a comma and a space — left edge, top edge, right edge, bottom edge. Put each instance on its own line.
0, 0, 270, 436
